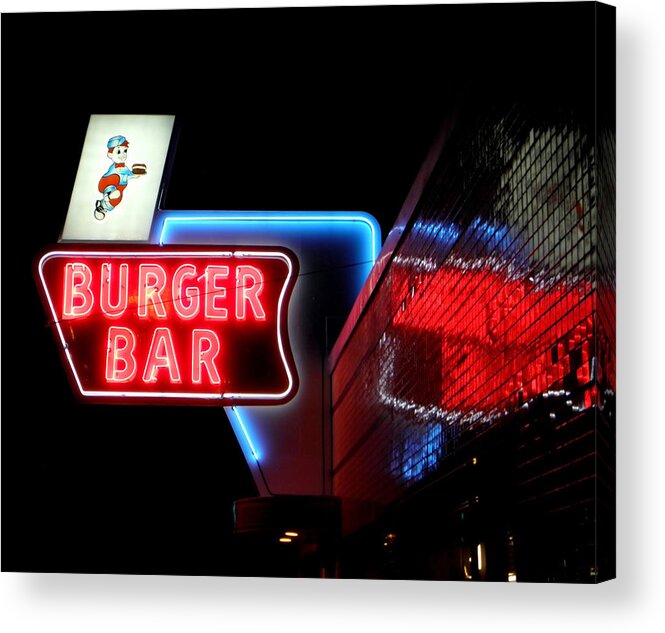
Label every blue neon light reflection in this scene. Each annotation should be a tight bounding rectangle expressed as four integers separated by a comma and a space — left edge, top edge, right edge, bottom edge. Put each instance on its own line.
413, 219, 460, 248
391, 422, 444, 483
410, 217, 529, 268
465, 217, 527, 264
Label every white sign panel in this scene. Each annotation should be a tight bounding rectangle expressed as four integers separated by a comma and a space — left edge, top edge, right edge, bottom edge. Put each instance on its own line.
61, 114, 175, 242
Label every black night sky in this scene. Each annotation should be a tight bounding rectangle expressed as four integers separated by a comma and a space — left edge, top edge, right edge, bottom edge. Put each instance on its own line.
1, 4, 592, 575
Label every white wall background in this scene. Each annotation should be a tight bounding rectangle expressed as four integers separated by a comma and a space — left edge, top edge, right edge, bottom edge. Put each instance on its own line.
1, 0, 663, 631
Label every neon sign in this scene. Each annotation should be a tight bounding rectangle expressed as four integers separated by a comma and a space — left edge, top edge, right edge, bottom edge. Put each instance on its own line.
157, 209, 382, 493
35, 245, 299, 405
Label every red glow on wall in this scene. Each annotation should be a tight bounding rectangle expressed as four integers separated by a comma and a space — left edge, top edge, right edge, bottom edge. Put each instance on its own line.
35, 245, 299, 405
388, 264, 601, 415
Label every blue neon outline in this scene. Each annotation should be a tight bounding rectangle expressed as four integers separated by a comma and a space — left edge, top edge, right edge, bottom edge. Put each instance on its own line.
157, 210, 381, 475
229, 406, 259, 461
157, 211, 380, 263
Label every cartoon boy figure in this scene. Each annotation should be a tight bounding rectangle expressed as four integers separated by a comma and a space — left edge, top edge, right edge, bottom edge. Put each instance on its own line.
94, 135, 147, 220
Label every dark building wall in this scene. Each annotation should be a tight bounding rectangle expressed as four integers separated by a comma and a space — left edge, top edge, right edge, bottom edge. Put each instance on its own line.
330, 3, 615, 583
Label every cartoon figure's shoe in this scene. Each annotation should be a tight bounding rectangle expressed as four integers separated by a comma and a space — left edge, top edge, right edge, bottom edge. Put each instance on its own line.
94, 201, 106, 221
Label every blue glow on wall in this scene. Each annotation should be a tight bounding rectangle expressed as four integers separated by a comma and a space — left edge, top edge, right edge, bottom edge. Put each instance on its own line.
391, 422, 444, 484
409, 217, 529, 268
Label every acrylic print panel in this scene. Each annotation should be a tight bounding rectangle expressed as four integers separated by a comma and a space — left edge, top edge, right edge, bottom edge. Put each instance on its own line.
1, 3, 615, 582
60, 114, 175, 242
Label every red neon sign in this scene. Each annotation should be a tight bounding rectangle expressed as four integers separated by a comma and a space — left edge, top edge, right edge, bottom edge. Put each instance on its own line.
35, 245, 299, 405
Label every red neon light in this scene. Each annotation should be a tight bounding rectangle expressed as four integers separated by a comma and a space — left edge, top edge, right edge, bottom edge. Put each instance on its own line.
236, 265, 267, 320
63, 263, 94, 318
105, 326, 138, 382
142, 327, 182, 383
100, 262, 129, 316
204, 265, 231, 320
138, 264, 168, 318
191, 329, 222, 384
35, 245, 299, 406
172, 264, 199, 319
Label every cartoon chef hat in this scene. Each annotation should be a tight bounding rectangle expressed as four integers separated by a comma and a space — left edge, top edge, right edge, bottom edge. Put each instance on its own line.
107, 135, 129, 150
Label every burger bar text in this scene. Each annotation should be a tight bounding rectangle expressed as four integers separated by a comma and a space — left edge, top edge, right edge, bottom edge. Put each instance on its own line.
62, 261, 267, 321
35, 246, 298, 405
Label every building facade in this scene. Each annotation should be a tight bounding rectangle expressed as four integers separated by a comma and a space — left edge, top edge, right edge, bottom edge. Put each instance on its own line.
329, 8, 615, 582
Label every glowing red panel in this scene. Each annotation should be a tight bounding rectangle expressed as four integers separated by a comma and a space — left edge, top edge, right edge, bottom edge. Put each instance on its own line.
35, 245, 299, 405
389, 265, 597, 414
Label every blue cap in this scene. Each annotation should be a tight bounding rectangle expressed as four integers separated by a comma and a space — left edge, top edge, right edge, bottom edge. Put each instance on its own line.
107, 135, 128, 149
